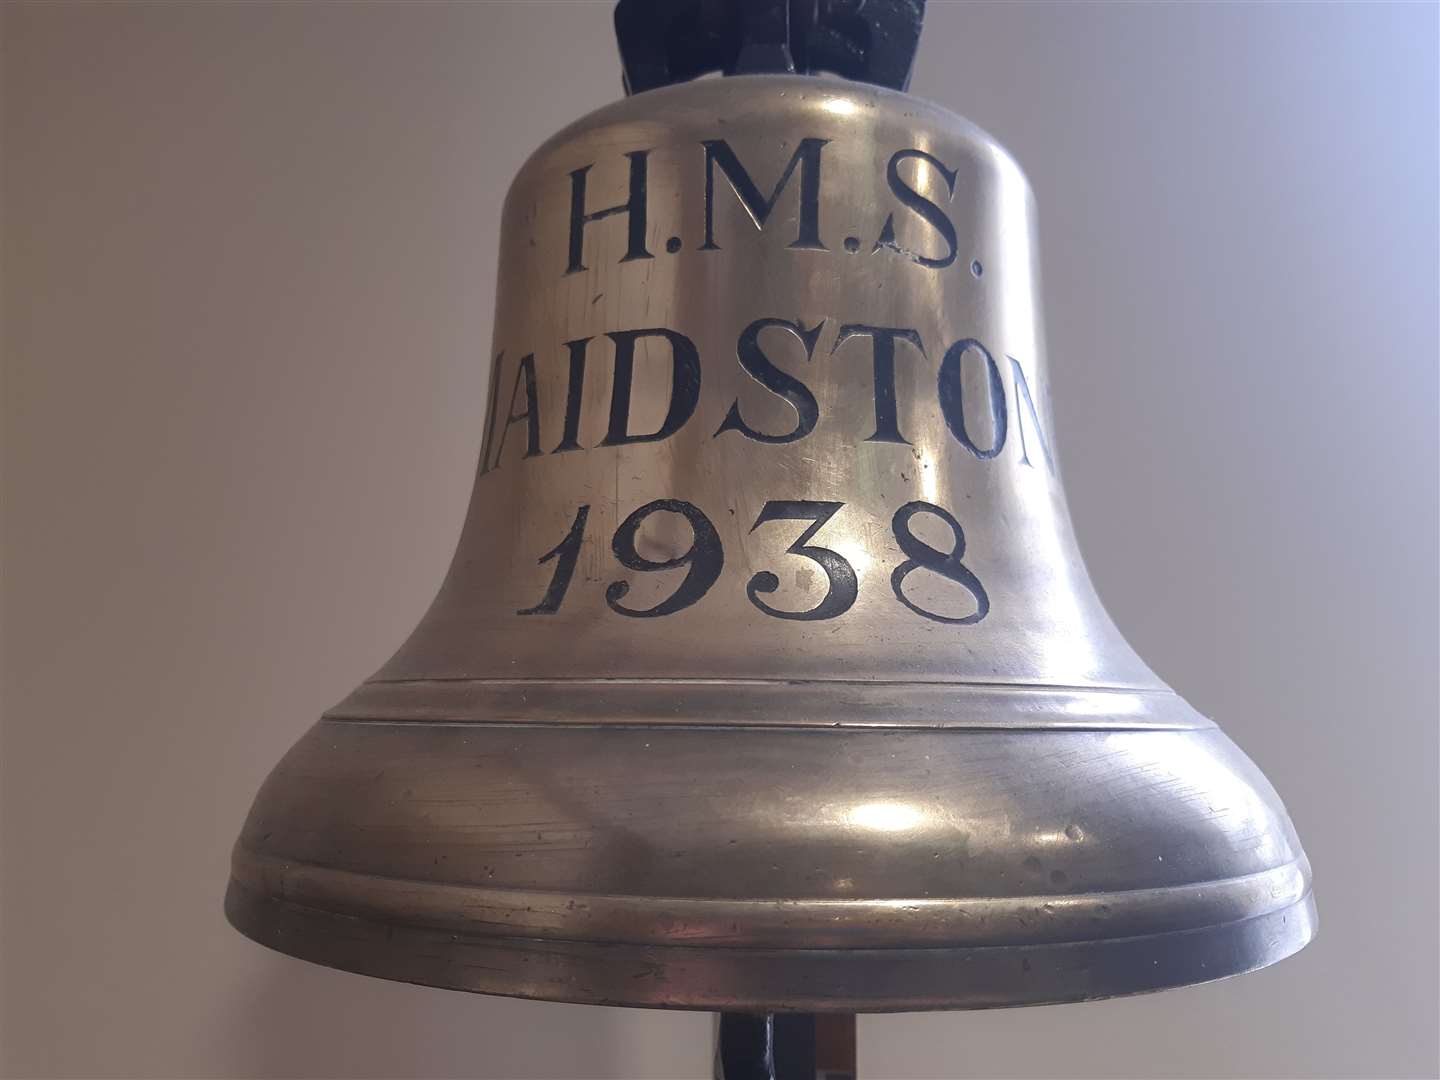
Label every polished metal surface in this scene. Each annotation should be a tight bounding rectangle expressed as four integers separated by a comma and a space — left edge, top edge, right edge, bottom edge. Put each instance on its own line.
227, 74, 1316, 1010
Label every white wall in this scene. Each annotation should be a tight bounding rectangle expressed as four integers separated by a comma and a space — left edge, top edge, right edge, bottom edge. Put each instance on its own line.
3, 2, 1435, 1077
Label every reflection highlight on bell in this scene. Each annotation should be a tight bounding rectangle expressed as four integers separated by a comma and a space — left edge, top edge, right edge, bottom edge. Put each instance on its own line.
846, 801, 925, 833
1062, 692, 1144, 718
913, 442, 943, 505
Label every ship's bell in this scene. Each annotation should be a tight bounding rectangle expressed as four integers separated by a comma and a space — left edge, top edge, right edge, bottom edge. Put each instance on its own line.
226, 8, 1315, 1013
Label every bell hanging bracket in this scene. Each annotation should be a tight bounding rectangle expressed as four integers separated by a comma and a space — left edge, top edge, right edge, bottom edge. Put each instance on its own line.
615, 0, 926, 95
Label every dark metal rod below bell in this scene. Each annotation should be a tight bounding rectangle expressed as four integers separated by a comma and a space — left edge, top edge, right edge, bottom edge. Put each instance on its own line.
715, 1012, 856, 1080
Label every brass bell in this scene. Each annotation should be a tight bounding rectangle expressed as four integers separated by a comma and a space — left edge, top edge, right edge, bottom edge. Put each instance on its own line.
227, 0, 1315, 1014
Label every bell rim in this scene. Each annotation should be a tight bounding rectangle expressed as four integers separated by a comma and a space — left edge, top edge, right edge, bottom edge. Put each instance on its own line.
225, 878, 1316, 1012
230, 845, 1310, 952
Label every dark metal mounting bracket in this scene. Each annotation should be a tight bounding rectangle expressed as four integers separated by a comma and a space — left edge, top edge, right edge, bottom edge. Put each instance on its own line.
715, 1013, 857, 1080
614, 0, 926, 95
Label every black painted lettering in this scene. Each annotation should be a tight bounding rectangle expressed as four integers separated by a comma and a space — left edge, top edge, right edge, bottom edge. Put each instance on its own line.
701, 138, 828, 251
876, 149, 959, 269
747, 500, 858, 621
600, 328, 702, 447
477, 350, 506, 476
606, 499, 724, 618
714, 318, 824, 444
552, 337, 591, 454
832, 324, 926, 445
517, 505, 590, 616
890, 501, 989, 625
938, 338, 1007, 459
566, 150, 652, 275
491, 352, 543, 468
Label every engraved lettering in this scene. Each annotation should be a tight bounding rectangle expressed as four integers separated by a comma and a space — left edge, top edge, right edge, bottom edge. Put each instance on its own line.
518, 505, 590, 615
600, 328, 702, 447
607, 499, 724, 617
566, 150, 652, 275
701, 138, 828, 252
714, 318, 824, 444
890, 501, 989, 624
832, 324, 926, 445
552, 337, 591, 454
477, 350, 506, 476
1010, 356, 1054, 473
491, 352, 543, 468
938, 338, 1007, 459
747, 500, 857, 621
876, 149, 959, 269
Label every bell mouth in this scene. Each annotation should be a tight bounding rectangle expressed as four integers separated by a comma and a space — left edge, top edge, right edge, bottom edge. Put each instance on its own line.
226, 716, 1315, 1011
226, 876, 1314, 1013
